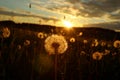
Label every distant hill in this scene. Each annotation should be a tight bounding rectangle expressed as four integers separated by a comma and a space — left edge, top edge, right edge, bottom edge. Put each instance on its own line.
0, 20, 120, 40
84, 21, 120, 31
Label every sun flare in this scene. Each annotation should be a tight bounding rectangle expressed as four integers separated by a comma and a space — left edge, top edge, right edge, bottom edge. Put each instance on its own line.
63, 20, 73, 28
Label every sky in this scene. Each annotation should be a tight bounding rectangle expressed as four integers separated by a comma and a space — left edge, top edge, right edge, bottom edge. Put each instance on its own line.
0, 0, 120, 28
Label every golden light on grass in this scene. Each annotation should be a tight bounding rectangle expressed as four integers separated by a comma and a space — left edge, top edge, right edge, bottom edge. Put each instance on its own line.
62, 20, 73, 28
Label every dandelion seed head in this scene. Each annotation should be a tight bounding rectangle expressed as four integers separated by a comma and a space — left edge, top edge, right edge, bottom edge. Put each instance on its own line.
80, 51, 86, 55
2, 27, 10, 38
70, 37, 75, 43
91, 39, 99, 47
44, 34, 68, 55
17, 45, 22, 50
92, 52, 102, 60
24, 40, 30, 46
101, 41, 106, 46
113, 40, 120, 48
83, 40, 88, 44
37, 32, 45, 39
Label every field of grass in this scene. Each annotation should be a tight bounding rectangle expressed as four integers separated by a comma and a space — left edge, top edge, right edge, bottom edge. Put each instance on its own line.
0, 21, 120, 80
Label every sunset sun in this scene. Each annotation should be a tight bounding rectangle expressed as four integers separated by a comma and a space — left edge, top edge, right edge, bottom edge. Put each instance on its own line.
63, 20, 73, 28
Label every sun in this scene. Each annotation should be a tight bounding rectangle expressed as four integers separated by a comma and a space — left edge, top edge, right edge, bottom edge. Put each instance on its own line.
62, 20, 73, 28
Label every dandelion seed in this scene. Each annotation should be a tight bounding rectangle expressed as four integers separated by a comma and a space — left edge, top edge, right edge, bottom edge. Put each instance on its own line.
44, 34, 68, 55
29, 3, 31, 8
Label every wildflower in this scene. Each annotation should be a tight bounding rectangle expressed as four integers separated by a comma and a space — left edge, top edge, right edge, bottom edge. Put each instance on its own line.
92, 51, 102, 60
70, 37, 75, 43
2, 27, 10, 38
113, 40, 120, 48
44, 34, 68, 55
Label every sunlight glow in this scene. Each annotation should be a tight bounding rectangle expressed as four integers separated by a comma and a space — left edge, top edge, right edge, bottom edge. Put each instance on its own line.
63, 20, 73, 28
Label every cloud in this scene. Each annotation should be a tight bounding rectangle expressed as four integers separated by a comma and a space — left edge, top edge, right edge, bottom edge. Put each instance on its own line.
1, 0, 120, 24
0, 10, 30, 17
31, 0, 120, 20
72, 0, 120, 16
31, 1, 76, 20
0, 9, 60, 23
0, 7, 7, 10
108, 14, 120, 19
67, 0, 80, 3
